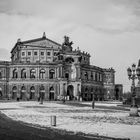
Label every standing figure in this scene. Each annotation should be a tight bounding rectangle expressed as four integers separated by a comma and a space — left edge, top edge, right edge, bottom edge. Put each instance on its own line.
40, 92, 43, 104
92, 94, 95, 109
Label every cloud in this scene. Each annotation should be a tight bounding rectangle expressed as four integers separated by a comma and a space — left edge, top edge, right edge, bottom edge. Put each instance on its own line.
0, 48, 10, 60
0, 0, 13, 13
0, 0, 140, 92
1, 0, 140, 34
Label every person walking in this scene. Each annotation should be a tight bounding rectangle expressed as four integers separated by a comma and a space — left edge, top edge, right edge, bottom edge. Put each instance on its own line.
92, 94, 95, 109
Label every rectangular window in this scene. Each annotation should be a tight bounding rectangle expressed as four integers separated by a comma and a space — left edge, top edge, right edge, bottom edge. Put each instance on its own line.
22, 52, 25, 56
41, 52, 44, 55
34, 51, 37, 56
47, 52, 51, 56
28, 52, 31, 56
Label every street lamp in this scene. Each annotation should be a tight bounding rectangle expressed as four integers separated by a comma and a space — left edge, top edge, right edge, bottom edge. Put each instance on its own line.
127, 63, 140, 117
63, 83, 66, 103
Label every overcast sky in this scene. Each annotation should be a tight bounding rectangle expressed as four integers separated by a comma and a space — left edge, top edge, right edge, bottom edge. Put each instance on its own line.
0, 0, 140, 92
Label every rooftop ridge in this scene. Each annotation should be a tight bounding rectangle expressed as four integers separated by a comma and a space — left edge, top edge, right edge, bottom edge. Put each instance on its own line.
21, 37, 61, 46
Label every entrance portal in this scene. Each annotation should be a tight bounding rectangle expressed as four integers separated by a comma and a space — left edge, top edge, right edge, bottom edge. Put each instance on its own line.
115, 88, 119, 100
39, 86, 45, 100
67, 85, 74, 100
49, 87, 54, 100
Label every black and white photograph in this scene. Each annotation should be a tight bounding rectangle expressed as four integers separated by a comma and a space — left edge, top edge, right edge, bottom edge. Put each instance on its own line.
0, 0, 140, 140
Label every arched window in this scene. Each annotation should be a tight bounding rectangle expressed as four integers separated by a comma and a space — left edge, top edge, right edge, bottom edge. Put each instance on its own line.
21, 69, 26, 78
85, 87, 88, 92
12, 86, 17, 91
21, 86, 26, 92
84, 72, 88, 80
49, 86, 55, 100
49, 69, 55, 79
12, 86, 17, 98
30, 69, 36, 79
30, 86, 35, 99
0, 71, 2, 79
13, 69, 18, 78
40, 85, 45, 93
39, 69, 45, 79
30, 86, 35, 92
50, 86, 54, 92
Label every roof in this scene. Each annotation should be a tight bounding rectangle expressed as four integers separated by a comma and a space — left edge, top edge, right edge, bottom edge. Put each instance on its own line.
81, 64, 103, 71
11, 34, 62, 53
21, 37, 61, 46
102, 68, 115, 72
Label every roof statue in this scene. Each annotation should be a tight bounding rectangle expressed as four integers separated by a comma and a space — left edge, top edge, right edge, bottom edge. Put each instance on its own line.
138, 59, 140, 67
42, 32, 46, 38
62, 36, 73, 52
17, 38, 21, 43
63, 36, 73, 47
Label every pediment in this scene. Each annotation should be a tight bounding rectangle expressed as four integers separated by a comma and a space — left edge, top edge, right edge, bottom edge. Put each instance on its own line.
22, 38, 61, 49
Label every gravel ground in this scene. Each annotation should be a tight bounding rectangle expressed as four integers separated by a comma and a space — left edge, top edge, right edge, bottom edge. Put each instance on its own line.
0, 111, 129, 140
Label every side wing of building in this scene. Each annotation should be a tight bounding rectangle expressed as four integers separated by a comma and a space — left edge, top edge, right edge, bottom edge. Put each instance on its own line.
0, 61, 10, 98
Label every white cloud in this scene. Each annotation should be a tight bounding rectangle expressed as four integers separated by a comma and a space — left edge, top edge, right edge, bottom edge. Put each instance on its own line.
0, 0, 140, 91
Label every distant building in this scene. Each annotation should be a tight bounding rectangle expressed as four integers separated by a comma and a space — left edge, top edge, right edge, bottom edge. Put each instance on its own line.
103, 68, 115, 100
0, 33, 116, 101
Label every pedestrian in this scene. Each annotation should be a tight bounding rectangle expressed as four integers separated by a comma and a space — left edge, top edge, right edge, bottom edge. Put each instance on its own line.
40, 92, 43, 104
92, 94, 95, 109
37, 93, 40, 102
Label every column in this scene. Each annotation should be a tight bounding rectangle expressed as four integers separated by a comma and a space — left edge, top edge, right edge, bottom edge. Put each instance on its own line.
27, 67, 30, 80
18, 67, 21, 80
36, 67, 39, 80
54, 84, 57, 100
55, 68, 57, 78
46, 67, 49, 79
57, 67, 59, 78
45, 84, 49, 100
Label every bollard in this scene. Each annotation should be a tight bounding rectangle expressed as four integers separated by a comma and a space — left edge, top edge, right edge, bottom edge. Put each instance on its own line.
51, 116, 56, 126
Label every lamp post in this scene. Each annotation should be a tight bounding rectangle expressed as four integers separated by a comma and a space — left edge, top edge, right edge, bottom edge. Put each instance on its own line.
63, 83, 66, 103
92, 94, 95, 109
127, 63, 140, 117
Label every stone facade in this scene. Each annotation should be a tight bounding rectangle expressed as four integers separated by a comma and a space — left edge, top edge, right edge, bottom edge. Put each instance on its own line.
103, 68, 115, 100
0, 33, 115, 101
